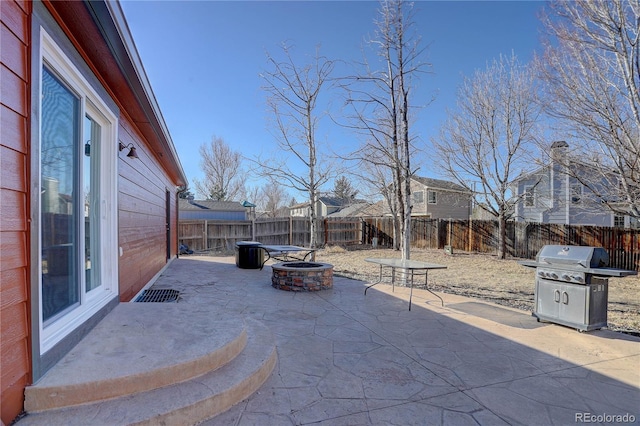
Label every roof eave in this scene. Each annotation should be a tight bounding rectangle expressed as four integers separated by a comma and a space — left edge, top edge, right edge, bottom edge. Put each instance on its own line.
85, 0, 188, 187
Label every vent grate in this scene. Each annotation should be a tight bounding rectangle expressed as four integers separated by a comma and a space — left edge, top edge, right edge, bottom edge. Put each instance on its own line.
134, 288, 180, 303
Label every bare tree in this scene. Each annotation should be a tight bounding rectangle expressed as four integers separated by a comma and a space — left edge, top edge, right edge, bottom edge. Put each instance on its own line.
433, 53, 541, 259
537, 0, 640, 219
340, 0, 430, 259
244, 185, 261, 206
262, 180, 288, 218
243, 181, 287, 217
360, 160, 398, 224
256, 43, 336, 249
194, 137, 245, 201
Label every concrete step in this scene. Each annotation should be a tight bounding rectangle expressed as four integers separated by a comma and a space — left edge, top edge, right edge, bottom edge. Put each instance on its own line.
25, 303, 247, 411
19, 304, 277, 425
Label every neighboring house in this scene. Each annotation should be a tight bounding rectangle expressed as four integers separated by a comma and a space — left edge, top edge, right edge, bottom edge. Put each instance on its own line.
327, 202, 374, 218
351, 200, 387, 217
409, 176, 472, 220
512, 141, 635, 228
290, 196, 362, 218
179, 199, 248, 221
1, 1, 187, 423
288, 202, 309, 217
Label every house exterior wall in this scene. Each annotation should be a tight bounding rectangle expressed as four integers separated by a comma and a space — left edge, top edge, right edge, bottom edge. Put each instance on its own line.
289, 200, 343, 218
318, 201, 340, 217
410, 180, 471, 219
318, 202, 328, 217
1, 1, 184, 422
514, 162, 615, 226
117, 117, 179, 302
1, 1, 32, 422
290, 206, 309, 217
514, 169, 551, 222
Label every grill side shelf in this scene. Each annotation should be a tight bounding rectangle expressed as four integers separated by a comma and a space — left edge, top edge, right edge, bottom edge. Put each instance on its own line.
518, 260, 542, 269
518, 261, 636, 277
589, 268, 638, 278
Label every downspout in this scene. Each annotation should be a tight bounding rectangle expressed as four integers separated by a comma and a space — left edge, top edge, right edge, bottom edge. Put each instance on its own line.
176, 185, 188, 257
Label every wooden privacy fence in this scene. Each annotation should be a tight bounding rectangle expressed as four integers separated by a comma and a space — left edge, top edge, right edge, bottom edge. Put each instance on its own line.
362, 217, 640, 271
179, 217, 640, 271
178, 217, 361, 252
178, 220, 252, 252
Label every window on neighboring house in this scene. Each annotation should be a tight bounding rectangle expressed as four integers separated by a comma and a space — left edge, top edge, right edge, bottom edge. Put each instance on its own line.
427, 191, 437, 204
524, 185, 535, 207
614, 215, 625, 228
39, 29, 118, 353
413, 191, 424, 204
571, 184, 582, 204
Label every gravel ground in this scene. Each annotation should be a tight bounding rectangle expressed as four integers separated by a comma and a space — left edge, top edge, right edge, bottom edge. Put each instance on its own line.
313, 246, 640, 335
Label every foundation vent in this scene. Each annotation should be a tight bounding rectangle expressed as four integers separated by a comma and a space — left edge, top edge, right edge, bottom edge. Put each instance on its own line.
134, 288, 180, 303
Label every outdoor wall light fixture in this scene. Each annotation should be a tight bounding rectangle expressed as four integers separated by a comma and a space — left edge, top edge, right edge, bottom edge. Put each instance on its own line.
84, 140, 91, 157
118, 142, 139, 159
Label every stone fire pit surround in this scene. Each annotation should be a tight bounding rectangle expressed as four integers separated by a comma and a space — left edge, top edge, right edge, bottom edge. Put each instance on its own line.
271, 262, 334, 291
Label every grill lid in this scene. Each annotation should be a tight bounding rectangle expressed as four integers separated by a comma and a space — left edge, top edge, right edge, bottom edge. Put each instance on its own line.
536, 245, 609, 269
519, 245, 637, 278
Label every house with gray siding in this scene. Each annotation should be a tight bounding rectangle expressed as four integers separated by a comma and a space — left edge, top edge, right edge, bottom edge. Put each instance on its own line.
409, 177, 472, 219
290, 197, 363, 218
512, 141, 634, 227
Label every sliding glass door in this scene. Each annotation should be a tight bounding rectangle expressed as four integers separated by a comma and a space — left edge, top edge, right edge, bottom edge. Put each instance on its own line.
39, 30, 118, 353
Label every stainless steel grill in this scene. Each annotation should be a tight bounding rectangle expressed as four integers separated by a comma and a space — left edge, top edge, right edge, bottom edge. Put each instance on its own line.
519, 245, 637, 332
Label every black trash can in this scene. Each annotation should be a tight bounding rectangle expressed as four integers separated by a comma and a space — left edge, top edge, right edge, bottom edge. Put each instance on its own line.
235, 241, 264, 269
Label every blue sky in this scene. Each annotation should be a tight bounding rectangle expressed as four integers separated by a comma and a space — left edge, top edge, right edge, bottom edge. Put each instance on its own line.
120, 0, 546, 199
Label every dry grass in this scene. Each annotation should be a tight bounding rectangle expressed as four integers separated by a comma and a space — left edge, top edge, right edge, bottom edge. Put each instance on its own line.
315, 246, 640, 335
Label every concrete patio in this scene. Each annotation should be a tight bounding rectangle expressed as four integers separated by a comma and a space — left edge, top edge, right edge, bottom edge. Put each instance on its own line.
21, 255, 640, 425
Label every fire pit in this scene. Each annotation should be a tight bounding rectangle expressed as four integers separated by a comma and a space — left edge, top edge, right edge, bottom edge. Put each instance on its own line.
271, 262, 333, 291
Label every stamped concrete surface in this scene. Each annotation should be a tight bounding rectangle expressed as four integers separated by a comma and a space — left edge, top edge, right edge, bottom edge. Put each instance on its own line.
151, 255, 640, 426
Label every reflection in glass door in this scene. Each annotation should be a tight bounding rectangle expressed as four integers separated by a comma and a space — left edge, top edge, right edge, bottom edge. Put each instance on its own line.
41, 67, 80, 323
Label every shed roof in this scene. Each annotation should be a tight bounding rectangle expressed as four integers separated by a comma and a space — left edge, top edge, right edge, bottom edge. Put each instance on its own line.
179, 199, 245, 212
326, 202, 372, 217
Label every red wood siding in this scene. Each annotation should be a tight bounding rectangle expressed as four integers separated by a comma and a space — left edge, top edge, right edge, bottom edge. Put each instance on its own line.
118, 117, 178, 302
0, 0, 31, 423
1, 1, 183, 421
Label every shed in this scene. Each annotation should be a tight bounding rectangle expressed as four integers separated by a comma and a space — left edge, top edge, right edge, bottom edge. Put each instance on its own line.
179, 199, 248, 221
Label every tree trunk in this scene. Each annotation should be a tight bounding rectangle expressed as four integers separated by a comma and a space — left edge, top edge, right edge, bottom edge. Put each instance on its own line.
498, 213, 507, 260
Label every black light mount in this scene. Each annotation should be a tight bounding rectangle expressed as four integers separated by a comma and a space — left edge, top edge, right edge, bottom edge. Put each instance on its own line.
118, 142, 139, 159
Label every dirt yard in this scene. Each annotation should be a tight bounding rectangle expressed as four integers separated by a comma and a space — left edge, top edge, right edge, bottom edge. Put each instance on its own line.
313, 246, 640, 335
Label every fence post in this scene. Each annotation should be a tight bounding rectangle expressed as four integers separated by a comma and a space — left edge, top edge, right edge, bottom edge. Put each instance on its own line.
324, 218, 329, 246
203, 220, 208, 251
289, 216, 293, 245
